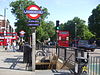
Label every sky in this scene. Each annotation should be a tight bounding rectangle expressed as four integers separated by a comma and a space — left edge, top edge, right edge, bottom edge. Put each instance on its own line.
0, 0, 100, 28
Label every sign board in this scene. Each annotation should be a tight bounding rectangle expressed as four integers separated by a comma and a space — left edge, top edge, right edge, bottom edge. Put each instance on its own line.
27, 20, 40, 26
27, 20, 40, 23
24, 5, 44, 19
20, 35, 24, 37
27, 24, 40, 26
20, 30, 25, 35
0, 37, 15, 39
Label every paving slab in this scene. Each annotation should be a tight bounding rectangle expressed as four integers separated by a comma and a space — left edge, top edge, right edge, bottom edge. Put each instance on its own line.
0, 46, 71, 75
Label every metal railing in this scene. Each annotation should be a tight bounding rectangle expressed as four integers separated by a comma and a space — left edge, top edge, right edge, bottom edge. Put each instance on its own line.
57, 47, 76, 74
88, 56, 100, 75
58, 47, 75, 62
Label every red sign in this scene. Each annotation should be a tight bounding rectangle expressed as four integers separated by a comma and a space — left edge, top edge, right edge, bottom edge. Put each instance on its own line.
20, 30, 25, 35
26, 5, 41, 19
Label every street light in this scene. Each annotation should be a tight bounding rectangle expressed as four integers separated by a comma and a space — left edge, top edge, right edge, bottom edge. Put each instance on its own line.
4, 8, 8, 30
75, 23, 77, 47
3, 8, 8, 48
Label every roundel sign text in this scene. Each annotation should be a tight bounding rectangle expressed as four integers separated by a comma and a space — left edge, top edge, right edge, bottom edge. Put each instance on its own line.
20, 30, 25, 35
24, 5, 43, 19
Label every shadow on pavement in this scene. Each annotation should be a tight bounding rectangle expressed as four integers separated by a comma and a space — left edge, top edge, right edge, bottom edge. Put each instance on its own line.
52, 70, 71, 75
3, 56, 24, 70
4, 58, 19, 63
0, 66, 27, 72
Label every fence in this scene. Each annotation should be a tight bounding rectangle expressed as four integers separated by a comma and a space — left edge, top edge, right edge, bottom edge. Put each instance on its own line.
58, 47, 75, 62
36, 44, 100, 75
88, 55, 100, 75
57, 47, 76, 73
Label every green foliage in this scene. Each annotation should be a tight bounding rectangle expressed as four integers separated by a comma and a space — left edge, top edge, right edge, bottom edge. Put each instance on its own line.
60, 17, 94, 40
40, 7, 50, 20
10, 0, 36, 19
10, 0, 36, 40
83, 25, 95, 40
9, 0, 54, 42
88, 4, 100, 38
36, 21, 55, 42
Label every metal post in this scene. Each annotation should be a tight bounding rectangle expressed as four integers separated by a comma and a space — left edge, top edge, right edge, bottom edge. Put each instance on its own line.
56, 31, 58, 55
32, 27, 36, 71
75, 48, 78, 74
4, 8, 6, 30
75, 23, 77, 47
56, 20, 59, 55
4, 8, 7, 48
55, 22, 57, 54
93, 57, 95, 75
96, 58, 97, 75
87, 52, 89, 75
75, 48, 78, 61
58, 46, 60, 57
81, 49, 84, 57
30, 35, 32, 46
64, 48, 67, 60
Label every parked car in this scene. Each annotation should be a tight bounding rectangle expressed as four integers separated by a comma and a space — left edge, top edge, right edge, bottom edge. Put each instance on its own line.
48, 41, 56, 47
78, 40, 96, 52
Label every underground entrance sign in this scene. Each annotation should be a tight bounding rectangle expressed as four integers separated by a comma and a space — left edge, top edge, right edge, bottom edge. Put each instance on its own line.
24, 5, 44, 19
26, 20, 40, 26
20, 30, 25, 37
20, 30, 25, 35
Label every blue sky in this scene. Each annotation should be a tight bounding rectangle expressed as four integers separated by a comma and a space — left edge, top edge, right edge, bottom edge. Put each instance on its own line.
0, 0, 100, 28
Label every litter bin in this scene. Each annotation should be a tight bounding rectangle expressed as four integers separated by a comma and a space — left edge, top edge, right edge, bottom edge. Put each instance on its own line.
23, 43, 32, 65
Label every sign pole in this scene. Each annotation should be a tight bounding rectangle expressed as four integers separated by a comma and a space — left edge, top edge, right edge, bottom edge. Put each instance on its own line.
32, 27, 36, 71
30, 35, 32, 46
23, 5, 44, 71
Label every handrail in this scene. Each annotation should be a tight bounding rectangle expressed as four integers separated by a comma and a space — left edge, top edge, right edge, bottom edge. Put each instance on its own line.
60, 53, 74, 69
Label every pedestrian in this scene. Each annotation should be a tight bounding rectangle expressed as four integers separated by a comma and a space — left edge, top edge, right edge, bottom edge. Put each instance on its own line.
92, 41, 96, 46
12, 41, 16, 52
7, 41, 10, 50
16, 41, 19, 49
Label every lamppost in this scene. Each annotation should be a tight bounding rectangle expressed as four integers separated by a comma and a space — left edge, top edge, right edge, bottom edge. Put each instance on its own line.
4, 8, 8, 30
4, 8, 8, 48
75, 23, 77, 47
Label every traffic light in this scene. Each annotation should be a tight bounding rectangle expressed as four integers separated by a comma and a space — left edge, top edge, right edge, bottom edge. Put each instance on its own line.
56, 20, 59, 27
56, 27, 59, 30
56, 20, 60, 30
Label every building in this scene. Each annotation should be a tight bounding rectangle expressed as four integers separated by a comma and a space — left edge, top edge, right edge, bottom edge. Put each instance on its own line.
0, 15, 14, 33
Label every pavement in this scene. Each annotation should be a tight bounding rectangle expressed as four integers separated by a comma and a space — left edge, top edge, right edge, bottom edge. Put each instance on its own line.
0, 46, 71, 75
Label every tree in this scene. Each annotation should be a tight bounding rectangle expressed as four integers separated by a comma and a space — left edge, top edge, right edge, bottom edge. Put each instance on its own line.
10, 0, 51, 42
36, 21, 55, 42
88, 4, 100, 38
60, 17, 94, 40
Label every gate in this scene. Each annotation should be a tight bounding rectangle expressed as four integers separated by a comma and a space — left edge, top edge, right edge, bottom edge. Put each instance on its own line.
57, 47, 76, 73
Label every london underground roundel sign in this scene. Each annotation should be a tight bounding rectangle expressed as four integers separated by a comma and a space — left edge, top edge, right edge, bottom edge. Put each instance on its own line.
25, 5, 42, 19
20, 30, 25, 35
